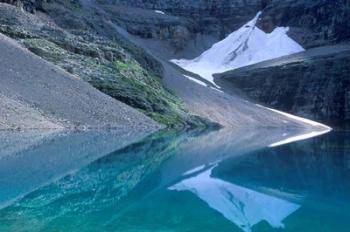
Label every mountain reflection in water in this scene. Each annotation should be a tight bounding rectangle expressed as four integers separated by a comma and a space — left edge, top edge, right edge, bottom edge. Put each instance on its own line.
169, 167, 300, 232
0, 128, 349, 232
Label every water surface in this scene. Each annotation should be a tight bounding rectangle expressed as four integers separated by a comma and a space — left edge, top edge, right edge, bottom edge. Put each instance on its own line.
0, 129, 349, 232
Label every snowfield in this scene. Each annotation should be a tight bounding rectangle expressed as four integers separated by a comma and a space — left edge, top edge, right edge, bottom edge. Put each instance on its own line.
172, 12, 305, 84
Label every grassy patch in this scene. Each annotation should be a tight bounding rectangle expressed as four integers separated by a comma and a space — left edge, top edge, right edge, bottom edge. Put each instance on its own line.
0, 26, 35, 39
89, 76, 185, 127
22, 38, 68, 63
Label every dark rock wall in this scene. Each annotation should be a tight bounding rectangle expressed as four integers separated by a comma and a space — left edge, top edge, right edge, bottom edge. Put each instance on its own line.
97, 0, 261, 53
216, 48, 350, 130
260, 0, 350, 48
3, 0, 349, 49
96, 0, 350, 53
0, 0, 47, 12
100, 0, 260, 17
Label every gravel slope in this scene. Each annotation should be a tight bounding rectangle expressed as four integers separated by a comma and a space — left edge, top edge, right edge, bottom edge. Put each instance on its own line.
0, 93, 63, 130
0, 33, 161, 131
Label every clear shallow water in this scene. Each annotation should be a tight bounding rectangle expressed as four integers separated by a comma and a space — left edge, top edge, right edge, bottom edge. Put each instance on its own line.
0, 129, 349, 232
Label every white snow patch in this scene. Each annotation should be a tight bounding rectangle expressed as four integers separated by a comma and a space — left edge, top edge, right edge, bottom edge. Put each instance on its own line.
269, 130, 331, 147
256, 104, 332, 129
171, 12, 305, 84
255, 104, 332, 147
210, 86, 224, 93
183, 75, 208, 87
170, 168, 300, 232
154, 10, 165, 15
183, 165, 206, 176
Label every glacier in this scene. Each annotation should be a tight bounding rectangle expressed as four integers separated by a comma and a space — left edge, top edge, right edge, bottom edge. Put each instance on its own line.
172, 12, 305, 84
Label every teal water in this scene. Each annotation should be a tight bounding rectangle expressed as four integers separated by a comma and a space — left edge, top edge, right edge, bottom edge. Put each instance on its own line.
0, 129, 349, 232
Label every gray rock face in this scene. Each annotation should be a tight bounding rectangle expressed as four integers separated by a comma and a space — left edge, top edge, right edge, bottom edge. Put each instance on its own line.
0, 0, 46, 12
97, 0, 261, 56
96, 0, 350, 58
3, 0, 350, 51
106, 0, 260, 17
260, 0, 350, 48
215, 45, 350, 129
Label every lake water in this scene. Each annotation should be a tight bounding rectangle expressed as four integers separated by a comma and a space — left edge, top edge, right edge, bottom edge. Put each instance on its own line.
0, 128, 349, 232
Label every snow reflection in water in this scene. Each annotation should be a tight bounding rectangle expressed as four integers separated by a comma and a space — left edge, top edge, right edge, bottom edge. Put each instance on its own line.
170, 167, 300, 232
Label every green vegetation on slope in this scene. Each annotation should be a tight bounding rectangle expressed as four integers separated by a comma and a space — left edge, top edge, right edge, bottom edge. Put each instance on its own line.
0, 1, 216, 128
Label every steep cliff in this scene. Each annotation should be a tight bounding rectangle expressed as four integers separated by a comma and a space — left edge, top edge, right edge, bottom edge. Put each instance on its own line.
191, 0, 350, 129
215, 45, 350, 129
4, 0, 350, 52
95, 0, 350, 57
95, 0, 262, 58
0, 0, 48, 12
259, 0, 350, 48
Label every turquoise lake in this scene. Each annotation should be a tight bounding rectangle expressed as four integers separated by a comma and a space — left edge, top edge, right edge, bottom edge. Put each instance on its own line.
0, 129, 349, 232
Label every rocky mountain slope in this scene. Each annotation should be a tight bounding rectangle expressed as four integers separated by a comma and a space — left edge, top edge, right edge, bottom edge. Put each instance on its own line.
0, 0, 344, 131
0, 32, 161, 131
116, 26, 330, 133
0, 1, 213, 129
